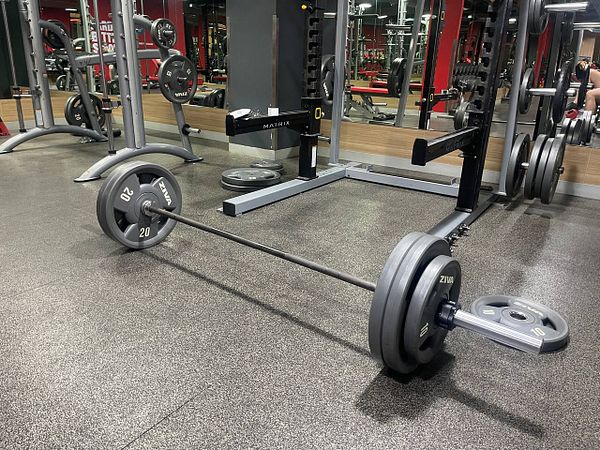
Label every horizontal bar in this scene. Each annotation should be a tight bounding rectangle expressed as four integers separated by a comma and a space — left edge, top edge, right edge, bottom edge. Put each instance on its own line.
149, 205, 377, 292
573, 22, 600, 30
412, 127, 479, 166
453, 310, 543, 353
226, 110, 310, 136
545, 1, 588, 12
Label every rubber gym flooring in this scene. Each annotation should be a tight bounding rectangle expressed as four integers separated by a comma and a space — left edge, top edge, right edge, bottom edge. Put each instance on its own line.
1, 131, 599, 449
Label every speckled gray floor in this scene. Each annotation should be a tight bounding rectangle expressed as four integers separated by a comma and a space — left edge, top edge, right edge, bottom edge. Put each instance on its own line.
0, 130, 599, 449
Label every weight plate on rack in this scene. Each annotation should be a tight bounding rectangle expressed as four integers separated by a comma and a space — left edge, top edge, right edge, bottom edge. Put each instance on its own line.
151, 18, 177, 49
552, 60, 573, 124
534, 137, 554, 198
519, 68, 534, 114
158, 54, 198, 104
321, 55, 335, 106
470, 295, 569, 352
506, 133, 530, 198
524, 134, 547, 200
249, 160, 285, 174
387, 57, 406, 97
221, 168, 281, 187
454, 101, 472, 130
540, 134, 566, 204
96, 161, 182, 250
373, 233, 452, 373
569, 118, 583, 145
528, 0, 548, 35
56, 75, 67, 91
404, 255, 461, 365
43, 19, 68, 49
64, 94, 105, 128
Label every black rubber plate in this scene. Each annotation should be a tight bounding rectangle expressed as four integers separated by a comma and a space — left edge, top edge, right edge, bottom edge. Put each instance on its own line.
96, 161, 182, 249
506, 134, 529, 198
534, 138, 553, 199
524, 134, 547, 200
470, 295, 569, 352
540, 135, 566, 204
222, 168, 281, 187
404, 255, 461, 365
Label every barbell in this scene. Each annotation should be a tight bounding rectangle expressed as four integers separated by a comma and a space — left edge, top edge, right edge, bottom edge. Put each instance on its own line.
95, 161, 569, 374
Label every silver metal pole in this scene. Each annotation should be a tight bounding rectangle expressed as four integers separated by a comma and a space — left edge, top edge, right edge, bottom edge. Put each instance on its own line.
110, 0, 135, 149
121, 0, 146, 148
497, 0, 530, 196
91, 0, 115, 152
453, 310, 543, 354
22, 0, 54, 127
394, 0, 426, 127
1, 0, 26, 131
79, 0, 95, 92
329, 0, 349, 165
545, 2, 588, 12
16, 0, 40, 126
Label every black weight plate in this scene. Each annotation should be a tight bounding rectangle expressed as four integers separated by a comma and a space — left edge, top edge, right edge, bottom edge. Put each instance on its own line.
569, 118, 582, 145
220, 180, 267, 192
454, 102, 472, 130
56, 75, 67, 91
222, 168, 281, 187
519, 68, 534, 114
379, 233, 452, 373
369, 232, 425, 367
524, 134, 547, 200
387, 57, 406, 97
96, 161, 182, 249
470, 295, 569, 352
552, 61, 573, 124
534, 137, 554, 198
64, 95, 86, 126
540, 135, 566, 204
404, 255, 461, 365
506, 133, 530, 198
249, 160, 285, 173
151, 18, 177, 49
158, 54, 198, 104
43, 19, 68, 49
529, 0, 548, 35
321, 55, 335, 106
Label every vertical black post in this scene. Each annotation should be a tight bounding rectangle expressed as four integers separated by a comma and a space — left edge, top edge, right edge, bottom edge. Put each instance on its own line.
455, 0, 512, 212
418, 0, 445, 130
298, 1, 323, 180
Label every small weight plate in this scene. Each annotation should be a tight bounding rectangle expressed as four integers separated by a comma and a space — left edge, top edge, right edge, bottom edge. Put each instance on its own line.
379, 233, 452, 373
151, 18, 177, 49
369, 232, 425, 367
534, 137, 554, 199
387, 57, 406, 97
580, 111, 591, 144
249, 160, 285, 174
96, 161, 182, 249
221, 168, 281, 187
158, 54, 198, 104
524, 134, 547, 200
321, 55, 335, 106
454, 102, 472, 130
64, 94, 105, 129
519, 68, 534, 114
220, 180, 264, 192
540, 135, 566, 204
569, 118, 582, 145
505, 133, 530, 198
56, 75, 67, 91
470, 295, 569, 352
404, 255, 461, 365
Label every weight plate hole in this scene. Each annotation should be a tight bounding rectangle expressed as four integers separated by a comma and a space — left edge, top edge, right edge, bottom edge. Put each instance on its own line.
509, 310, 527, 321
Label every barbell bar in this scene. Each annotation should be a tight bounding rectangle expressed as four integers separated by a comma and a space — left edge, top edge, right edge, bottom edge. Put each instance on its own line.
96, 161, 570, 373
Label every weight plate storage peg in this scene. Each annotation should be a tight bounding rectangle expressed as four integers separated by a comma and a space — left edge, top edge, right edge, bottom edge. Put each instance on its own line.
470, 296, 569, 352
505, 133, 530, 198
151, 18, 177, 49
96, 161, 182, 249
158, 55, 198, 104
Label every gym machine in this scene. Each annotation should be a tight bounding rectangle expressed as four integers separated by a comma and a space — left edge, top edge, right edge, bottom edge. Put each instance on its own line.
0, 0, 107, 154
73, 3, 203, 182
94, 160, 569, 374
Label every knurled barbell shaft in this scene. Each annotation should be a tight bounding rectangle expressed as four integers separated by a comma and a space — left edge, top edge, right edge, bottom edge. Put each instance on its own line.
147, 205, 378, 292
545, 2, 588, 12
453, 309, 543, 353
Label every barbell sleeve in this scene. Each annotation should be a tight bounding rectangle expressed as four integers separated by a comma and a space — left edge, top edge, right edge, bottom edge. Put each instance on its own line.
545, 2, 588, 12
452, 310, 543, 353
529, 87, 576, 97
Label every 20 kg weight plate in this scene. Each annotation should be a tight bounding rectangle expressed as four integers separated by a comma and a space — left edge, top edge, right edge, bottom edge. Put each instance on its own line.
534, 137, 554, 199
506, 133, 530, 198
524, 134, 547, 200
64, 94, 105, 128
540, 135, 566, 204
158, 54, 198, 104
151, 18, 177, 49
470, 295, 569, 352
221, 168, 281, 187
96, 161, 182, 249
404, 255, 461, 365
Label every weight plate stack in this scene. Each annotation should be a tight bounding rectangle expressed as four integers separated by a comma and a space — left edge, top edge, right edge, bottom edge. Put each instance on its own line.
221, 168, 282, 192
540, 135, 566, 204
524, 134, 548, 200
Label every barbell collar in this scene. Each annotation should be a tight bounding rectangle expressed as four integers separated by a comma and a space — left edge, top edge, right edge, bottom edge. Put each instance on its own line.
452, 309, 543, 353
545, 2, 588, 12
